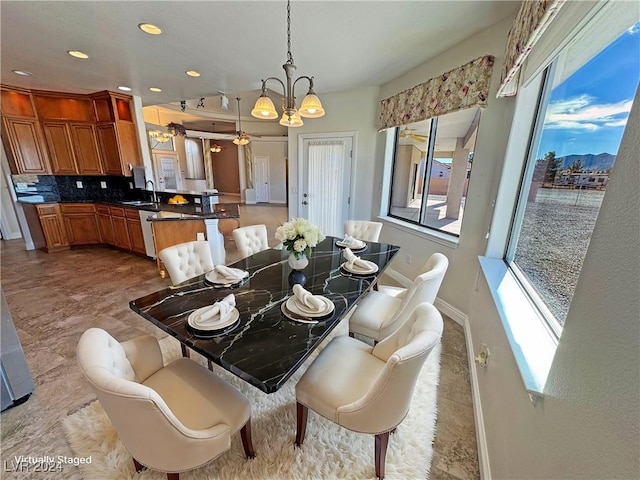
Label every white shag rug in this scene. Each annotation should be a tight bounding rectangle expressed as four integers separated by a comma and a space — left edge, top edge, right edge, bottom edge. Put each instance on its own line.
63, 325, 441, 480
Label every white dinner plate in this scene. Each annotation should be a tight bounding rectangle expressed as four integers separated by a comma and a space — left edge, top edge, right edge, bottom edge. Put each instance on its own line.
286, 296, 334, 317
341, 260, 379, 275
188, 307, 239, 331
205, 268, 249, 286
335, 240, 367, 251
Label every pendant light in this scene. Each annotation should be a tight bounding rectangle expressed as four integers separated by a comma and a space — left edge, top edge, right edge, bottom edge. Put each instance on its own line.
233, 98, 250, 146
251, 0, 325, 126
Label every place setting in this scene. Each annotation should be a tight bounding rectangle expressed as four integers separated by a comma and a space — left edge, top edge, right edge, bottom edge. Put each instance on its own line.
340, 247, 379, 277
281, 284, 335, 324
187, 294, 241, 338
335, 234, 367, 252
205, 264, 250, 288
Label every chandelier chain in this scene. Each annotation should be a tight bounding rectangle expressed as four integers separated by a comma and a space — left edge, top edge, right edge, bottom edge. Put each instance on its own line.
286, 0, 294, 64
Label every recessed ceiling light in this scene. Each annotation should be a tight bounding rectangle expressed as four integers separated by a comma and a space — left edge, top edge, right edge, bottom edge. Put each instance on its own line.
185, 70, 201, 77
67, 50, 89, 59
138, 23, 162, 35
12, 70, 32, 76
118, 85, 132, 92
149, 87, 162, 92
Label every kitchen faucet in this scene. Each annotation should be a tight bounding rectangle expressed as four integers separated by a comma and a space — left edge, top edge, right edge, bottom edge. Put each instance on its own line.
146, 180, 157, 203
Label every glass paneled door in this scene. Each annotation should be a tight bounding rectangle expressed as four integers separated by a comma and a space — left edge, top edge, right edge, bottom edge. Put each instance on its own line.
153, 152, 181, 190
300, 136, 353, 237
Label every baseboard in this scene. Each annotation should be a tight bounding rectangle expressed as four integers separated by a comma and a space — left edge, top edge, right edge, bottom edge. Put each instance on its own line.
245, 200, 257, 205
463, 317, 492, 480
382, 268, 412, 287
269, 200, 287, 204
433, 298, 466, 326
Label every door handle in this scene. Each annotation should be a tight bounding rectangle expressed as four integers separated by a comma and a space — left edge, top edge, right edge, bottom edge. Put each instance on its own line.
302, 201, 308, 205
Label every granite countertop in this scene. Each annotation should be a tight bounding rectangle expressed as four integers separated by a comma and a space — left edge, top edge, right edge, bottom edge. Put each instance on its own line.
16, 197, 240, 220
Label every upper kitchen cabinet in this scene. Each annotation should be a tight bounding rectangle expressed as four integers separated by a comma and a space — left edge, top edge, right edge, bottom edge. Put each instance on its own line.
91, 91, 142, 176
33, 93, 94, 123
42, 122, 103, 175
0, 86, 51, 174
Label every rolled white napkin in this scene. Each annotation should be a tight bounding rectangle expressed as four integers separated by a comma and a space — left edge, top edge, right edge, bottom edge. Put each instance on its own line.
192, 294, 236, 327
292, 284, 325, 312
342, 234, 365, 248
214, 265, 246, 281
343, 248, 372, 272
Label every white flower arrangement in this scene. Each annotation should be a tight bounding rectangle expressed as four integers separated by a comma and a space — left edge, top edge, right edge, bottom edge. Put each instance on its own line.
275, 218, 325, 259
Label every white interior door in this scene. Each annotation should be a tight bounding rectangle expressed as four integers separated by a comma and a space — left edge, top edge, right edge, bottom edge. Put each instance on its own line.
254, 156, 270, 203
153, 153, 180, 190
300, 136, 353, 237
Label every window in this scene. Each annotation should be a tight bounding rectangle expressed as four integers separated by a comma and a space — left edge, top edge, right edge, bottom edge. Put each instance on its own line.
387, 107, 480, 237
506, 21, 639, 333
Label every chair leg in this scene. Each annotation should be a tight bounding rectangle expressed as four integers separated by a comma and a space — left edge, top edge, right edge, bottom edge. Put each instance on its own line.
375, 431, 390, 480
167, 474, 179, 480
207, 359, 213, 371
295, 402, 308, 447
180, 344, 190, 358
132, 458, 145, 472
348, 332, 355, 338
240, 419, 256, 459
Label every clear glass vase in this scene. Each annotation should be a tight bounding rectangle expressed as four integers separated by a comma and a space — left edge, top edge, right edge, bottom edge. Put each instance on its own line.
287, 252, 309, 270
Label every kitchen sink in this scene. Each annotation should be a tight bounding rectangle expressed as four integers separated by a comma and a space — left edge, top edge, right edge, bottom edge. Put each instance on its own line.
119, 200, 157, 206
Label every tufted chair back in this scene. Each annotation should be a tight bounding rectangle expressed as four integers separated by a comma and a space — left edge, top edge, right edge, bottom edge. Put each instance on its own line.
77, 328, 254, 478
232, 224, 269, 259
158, 241, 214, 285
348, 303, 442, 432
375, 253, 448, 339
344, 220, 383, 242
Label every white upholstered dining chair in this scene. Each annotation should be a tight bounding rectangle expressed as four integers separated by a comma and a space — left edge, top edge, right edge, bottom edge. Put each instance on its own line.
349, 252, 448, 342
158, 240, 214, 285
295, 303, 443, 480
232, 224, 270, 259
344, 220, 383, 242
77, 328, 255, 480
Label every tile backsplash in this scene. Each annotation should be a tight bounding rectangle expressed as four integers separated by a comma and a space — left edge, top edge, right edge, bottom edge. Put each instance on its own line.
12, 175, 147, 203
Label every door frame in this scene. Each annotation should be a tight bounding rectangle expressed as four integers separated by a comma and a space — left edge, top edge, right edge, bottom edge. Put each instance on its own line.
297, 131, 357, 221
254, 155, 271, 203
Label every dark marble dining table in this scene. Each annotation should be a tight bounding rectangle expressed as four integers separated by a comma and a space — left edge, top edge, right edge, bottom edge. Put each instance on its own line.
130, 236, 400, 393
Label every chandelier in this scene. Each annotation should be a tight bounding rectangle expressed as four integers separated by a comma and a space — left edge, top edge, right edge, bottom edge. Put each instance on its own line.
233, 98, 250, 146
166, 122, 186, 137
251, 0, 325, 127
148, 130, 173, 143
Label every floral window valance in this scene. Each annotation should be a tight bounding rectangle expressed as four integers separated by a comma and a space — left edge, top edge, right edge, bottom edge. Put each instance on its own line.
379, 55, 495, 130
497, 0, 566, 98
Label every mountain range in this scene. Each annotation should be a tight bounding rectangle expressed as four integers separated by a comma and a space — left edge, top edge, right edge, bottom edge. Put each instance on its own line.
557, 153, 616, 172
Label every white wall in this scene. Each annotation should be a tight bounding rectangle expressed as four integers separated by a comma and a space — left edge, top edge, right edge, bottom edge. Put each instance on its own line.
374, 17, 516, 315
251, 139, 287, 203
0, 138, 22, 239
469, 85, 640, 479
287, 85, 380, 220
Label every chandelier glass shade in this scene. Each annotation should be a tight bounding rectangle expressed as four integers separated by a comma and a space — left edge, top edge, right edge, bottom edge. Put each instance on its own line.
210, 144, 222, 153
252, 0, 324, 127
148, 130, 172, 143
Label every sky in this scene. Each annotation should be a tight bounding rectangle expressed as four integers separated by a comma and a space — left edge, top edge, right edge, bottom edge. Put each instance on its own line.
536, 21, 640, 159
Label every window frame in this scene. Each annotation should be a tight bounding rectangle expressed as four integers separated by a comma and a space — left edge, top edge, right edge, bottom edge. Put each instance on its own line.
503, 61, 564, 339
385, 114, 469, 239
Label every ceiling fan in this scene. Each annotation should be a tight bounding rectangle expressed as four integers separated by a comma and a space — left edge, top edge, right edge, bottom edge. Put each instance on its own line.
399, 126, 428, 142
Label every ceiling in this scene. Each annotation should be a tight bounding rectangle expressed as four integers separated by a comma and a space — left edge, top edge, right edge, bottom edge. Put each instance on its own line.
1, 1, 519, 107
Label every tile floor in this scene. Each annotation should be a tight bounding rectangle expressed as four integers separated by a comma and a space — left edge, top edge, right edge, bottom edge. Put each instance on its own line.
0, 204, 478, 479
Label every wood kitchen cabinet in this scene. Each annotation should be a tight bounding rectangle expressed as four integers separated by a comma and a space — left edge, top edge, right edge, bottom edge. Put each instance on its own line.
61, 204, 101, 245
42, 122, 103, 175
35, 204, 69, 252
42, 122, 77, 174
1, 117, 51, 174
96, 205, 115, 245
92, 91, 142, 176
109, 206, 131, 250
125, 208, 145, 255
69, 124, 103, 174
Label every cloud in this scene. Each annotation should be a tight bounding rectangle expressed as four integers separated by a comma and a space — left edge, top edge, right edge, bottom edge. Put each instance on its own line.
628, 22, 640, 35
543, 95, 633, 131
